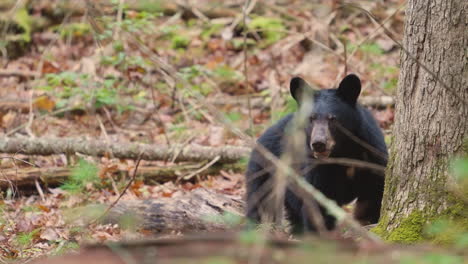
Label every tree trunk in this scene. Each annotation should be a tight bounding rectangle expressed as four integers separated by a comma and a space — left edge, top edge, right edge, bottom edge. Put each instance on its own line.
374, 0, 467, 242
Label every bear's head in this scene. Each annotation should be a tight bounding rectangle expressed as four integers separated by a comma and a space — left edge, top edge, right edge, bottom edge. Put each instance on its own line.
290, 74, 362, 159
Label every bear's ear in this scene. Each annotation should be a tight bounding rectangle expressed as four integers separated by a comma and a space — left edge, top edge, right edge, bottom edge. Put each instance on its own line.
290, 77, 312, 104
337, 74, 361, 105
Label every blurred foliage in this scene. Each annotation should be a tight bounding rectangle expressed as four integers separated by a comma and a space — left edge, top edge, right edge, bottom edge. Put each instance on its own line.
15, 228, 40, 247
39, 72, 137, 113
248, 16, 286, 47
53, 23, 91, 39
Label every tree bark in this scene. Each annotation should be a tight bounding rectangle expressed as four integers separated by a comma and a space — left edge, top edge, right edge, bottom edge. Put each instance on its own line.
375, 0, 467, 242
0, 137, 250, 163
0, 163, 243, 191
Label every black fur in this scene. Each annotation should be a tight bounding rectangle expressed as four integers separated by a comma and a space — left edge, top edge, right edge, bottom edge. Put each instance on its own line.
245, 74, 387, 233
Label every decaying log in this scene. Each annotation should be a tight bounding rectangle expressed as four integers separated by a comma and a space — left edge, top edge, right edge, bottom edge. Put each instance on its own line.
0, 137, 251, 163
105, 188, 244, 233
0, 100, 31, 113
0, 0, 240, 20
0, 163, 244, 190
0, 70, 40, 79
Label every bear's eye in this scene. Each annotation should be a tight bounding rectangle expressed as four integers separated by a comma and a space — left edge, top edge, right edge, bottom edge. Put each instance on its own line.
328, 115, 336, 121
309, 114, 317, 121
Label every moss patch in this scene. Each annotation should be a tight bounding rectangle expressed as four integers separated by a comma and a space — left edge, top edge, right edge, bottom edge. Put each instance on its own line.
387, 211, 425, 243
371, 211, 425, 243
372, 203, 468, 245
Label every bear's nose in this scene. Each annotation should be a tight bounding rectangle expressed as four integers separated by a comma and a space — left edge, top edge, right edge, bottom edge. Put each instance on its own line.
312, 142, 326, 153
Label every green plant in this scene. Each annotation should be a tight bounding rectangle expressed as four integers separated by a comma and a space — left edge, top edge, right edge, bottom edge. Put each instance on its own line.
248, 16, 286, 46
120, 11, 159, 33
13, 8, 32, 42
54, 23, 91, 40
201, 23, 223, 40
53, 241, 80, 256
225, 112, 242, 122
178, 65, 214, 96
38, 72, 136, 113
15, 229, 41, 246
359, 43, 384, 55
171, 35, 190, 49
61, 159, 99, 193
212, 65, 242, 82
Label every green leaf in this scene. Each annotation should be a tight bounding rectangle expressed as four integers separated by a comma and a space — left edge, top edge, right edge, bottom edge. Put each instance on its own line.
248, 16, 285, 46
13, 8, 32, 42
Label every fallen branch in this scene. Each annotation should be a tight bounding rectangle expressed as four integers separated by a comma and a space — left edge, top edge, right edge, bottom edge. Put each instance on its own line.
0, 100, 31, 113
0, 70, 40, 79
0, 163, 244, 190
1, 0, 240, 20
0, 137, 250, 163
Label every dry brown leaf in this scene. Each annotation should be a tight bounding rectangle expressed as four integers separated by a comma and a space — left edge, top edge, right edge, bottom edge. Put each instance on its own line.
39, 228, 59, 241
37, 204, 51, 213
34, 95, 56, 112
1, 111, 17, 129
16, 218, 34, 233
41, 61, 60, 74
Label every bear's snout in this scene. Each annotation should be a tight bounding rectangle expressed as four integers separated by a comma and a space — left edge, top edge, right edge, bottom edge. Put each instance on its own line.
312, 141, 327, 153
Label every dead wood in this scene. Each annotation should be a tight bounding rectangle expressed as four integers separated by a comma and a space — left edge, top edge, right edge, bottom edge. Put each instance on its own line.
0, 163, 243, 190
0, 100, 31, 113
0, 137, 251, 163
0, 0, 239, 20
104, 188, 244, 233
0, 70, 40, 79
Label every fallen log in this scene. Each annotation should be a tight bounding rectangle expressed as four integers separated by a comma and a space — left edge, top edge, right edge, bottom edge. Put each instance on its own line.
104, 188, 244, 233
0, 100, 31, 113
0, 137, 251, 163
0, 0, 240, 20
0, 163, 244, 190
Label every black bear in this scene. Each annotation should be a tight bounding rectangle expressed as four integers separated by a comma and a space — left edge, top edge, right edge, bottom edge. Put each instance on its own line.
245, 74, 387, 233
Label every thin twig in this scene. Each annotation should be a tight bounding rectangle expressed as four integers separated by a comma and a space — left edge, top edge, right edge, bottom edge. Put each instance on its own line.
242, 0, 254, 136
34, 179, 45, 202
179, 155, 220, 182
95, 154, 143, 223
25, 90, 35, 138
113, 0, 125, 38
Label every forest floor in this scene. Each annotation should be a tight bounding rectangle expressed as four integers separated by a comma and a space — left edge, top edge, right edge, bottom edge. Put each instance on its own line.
0, 0, 464, 263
